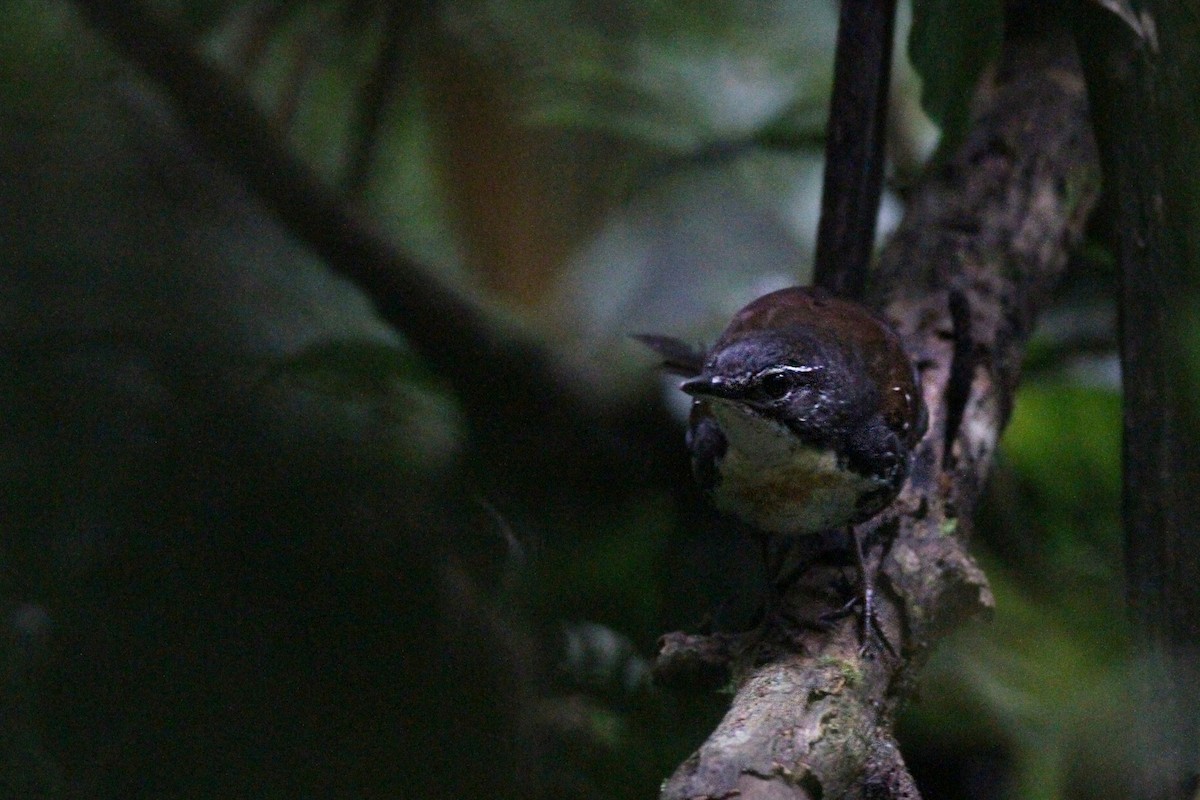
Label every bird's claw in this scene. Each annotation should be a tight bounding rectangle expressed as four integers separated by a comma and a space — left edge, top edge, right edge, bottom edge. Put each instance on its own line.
818, 570, 897, 658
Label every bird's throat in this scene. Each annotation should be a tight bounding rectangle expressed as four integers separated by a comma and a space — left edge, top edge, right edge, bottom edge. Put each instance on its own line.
703, 402, 888, 535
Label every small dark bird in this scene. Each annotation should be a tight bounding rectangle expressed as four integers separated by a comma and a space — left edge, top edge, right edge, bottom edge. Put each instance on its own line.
639, 286, 925, 643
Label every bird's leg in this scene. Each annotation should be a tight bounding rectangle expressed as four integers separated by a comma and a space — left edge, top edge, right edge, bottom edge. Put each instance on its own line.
755, 537, 815, 633
822, 527, 896, 657
758, 536, 785, 626
759, 534, 896, 654
851, 527, 877, 652
762, 536, 787, 593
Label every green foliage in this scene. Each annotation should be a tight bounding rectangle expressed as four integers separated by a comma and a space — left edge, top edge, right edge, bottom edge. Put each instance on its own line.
908, 0, 1003, 155
1004, 382, 1119, 521
270, 338, 466, 472
533, 498, 672, 641
274, 338, 430, 395
448, 0, 836, 150
902, 380, 1125, 800
0, 1, 1143, 798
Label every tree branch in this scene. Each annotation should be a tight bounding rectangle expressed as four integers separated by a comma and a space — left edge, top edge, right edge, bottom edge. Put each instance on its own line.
657, 7, 1100, 799
66, 0, 677, 499
65, 0, 504, 377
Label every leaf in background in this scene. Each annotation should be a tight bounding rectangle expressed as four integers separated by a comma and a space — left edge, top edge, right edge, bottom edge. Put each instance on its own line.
998, 382, 1121, 597
908, 0, 1003, 156
444, 0, 836, 152
274, 339, 427, 397
1085, 0, 1147, 39
271, 339, 465, 470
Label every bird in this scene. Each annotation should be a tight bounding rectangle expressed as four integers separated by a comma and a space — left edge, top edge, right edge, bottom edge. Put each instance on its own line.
639, 286, 926, 646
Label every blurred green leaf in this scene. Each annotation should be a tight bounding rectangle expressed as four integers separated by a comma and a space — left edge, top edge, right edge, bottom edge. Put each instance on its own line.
908, 0, 1003, 155
274, 338, 427, 395
271, 339, 465, 471
535, 499, 672, 641
1002, 382, 1119, 529
447, 0, 835, 151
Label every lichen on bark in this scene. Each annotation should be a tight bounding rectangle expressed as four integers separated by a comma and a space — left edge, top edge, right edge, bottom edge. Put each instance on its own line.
657, 8, 1100, 799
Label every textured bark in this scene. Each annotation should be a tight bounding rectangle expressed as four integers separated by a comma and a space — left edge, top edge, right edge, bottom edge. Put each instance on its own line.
657, 11, 1100, 800
66, 0, 1102, 795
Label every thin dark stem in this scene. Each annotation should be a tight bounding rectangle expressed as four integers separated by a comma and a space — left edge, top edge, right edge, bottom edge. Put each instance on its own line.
68, 0, 489, 371
660, 6, 1099, 796
813, 0, 898, 301
343, 0, 418, 198
1074, 2, 1200, 797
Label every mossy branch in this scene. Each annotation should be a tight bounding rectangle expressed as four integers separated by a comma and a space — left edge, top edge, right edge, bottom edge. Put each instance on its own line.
657, 8, 1100, 799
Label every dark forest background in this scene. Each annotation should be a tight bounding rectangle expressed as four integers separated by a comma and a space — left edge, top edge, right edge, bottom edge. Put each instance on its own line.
0, 1, 1157, 798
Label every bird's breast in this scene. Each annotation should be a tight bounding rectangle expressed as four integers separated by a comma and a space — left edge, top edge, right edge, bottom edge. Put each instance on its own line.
709, 442, 890, 535
695, 402, 893, 535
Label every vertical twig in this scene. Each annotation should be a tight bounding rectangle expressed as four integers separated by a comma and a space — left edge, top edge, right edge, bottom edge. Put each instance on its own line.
813, 0, 898, 300
343, 0, 421, 199
232, 2, 294, 75
1073, 2, 1200, 798
659, 9, 1098, 799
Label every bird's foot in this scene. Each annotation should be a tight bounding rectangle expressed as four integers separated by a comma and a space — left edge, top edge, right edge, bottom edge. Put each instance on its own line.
818, 529, 898, 658
819, 577, 896, 658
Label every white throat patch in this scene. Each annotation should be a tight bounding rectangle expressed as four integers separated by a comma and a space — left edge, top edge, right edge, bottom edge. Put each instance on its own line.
704, 400, 888, 535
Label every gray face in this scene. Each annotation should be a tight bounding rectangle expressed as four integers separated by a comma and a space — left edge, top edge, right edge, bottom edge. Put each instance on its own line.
684, 327, 876, 452
680, 326, 907, 532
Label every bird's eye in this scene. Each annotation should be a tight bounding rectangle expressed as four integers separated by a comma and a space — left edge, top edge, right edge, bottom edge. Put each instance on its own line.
757, 370, 793, 400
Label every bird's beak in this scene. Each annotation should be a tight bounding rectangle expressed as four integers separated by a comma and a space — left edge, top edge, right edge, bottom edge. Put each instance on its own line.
680, 375, 742, 400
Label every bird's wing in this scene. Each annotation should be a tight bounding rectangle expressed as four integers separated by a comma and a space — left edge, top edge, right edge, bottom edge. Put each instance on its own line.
632, 334, 707, 377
